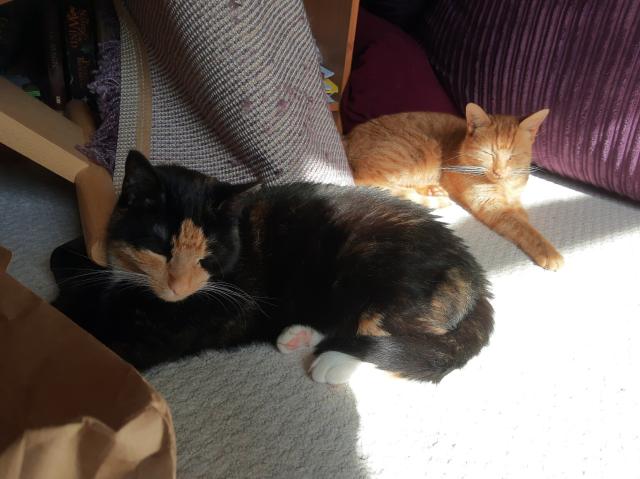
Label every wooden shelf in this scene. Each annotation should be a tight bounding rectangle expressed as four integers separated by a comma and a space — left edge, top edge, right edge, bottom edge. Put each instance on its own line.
0, 78, 115, 265
303, 0, 359, 129
0, 78, 89, 182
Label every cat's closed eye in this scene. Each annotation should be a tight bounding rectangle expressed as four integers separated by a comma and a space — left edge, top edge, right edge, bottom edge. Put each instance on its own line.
138, 237, 169, 256
152, 223, 169, 241
199, 257, 217, 270
136, 225, 170, 256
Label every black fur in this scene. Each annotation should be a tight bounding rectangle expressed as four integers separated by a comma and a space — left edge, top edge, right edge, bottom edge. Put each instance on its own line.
52, 151, 493, 380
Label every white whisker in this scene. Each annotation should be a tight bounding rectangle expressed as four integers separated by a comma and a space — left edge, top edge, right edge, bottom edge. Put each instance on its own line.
200, 286, 247, 314
442, 152, 482, 162
511, 166, 541, 176
199, 281, 273, 317
441, 165, 488, 176
61, 266, 152, 293
196, 289, 233, 312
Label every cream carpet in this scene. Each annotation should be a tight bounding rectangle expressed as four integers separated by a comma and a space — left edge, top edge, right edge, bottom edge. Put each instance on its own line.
2, 155, 639, 478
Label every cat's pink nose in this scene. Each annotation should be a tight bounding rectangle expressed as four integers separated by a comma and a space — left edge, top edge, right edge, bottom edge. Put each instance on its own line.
492, 169, 504, 178
168, 274, 190, 296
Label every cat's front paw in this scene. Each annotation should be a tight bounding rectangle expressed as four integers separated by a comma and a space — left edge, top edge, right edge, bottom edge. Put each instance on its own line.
420, 195, 452, 209
416, 185, 452, 209
309, 351, 360, 384
531, 243, 564, 271
276, 325, 323, 354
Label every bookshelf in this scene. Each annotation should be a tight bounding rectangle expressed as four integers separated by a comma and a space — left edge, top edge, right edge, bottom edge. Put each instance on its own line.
303, 0, 360, 131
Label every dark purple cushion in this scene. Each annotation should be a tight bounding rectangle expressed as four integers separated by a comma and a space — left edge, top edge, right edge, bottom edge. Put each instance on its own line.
340, 8, 457, 135
360, 0, 430, 33
421, 0, 640, 202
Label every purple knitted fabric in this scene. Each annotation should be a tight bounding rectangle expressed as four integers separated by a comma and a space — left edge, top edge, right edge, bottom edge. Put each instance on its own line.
421, 0, 640, 201
78, 40, 121, 174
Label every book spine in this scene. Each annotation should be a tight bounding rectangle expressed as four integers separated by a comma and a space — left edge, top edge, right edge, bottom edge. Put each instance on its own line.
43, 1, 67, 110
0, 2, 23, 73
61, 0, 97, 101
92, 0, 119, 44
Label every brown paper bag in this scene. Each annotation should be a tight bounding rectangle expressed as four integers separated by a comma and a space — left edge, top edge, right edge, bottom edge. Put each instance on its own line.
0, 247, 10, 272
0, 246, 176, 479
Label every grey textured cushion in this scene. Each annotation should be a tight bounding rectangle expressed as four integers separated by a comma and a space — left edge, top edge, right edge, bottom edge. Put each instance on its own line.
114, 0, 353, 188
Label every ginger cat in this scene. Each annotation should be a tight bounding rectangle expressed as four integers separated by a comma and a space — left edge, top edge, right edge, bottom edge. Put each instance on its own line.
344, 103, 563, 270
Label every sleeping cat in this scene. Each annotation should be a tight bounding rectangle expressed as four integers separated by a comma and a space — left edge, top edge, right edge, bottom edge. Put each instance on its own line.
51, 150, 493, 384
344, 103, 564, 270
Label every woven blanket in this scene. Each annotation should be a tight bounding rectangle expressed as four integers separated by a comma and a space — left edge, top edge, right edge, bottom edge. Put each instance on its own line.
113, 0, 353, 188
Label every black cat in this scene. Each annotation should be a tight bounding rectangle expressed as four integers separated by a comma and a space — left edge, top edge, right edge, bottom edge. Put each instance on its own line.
51, 151, 493, 384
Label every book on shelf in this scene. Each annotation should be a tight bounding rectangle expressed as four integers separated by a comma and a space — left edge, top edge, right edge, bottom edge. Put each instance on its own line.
323, 78, 338, 95
93, 0, 119, 44
1, 0, 101, 111
320, 65, 334, 79
321, 65, 338, 104
3, 74, 41, 99
61, 0, 97, 101
0, 1, 24, 74
43, 0, 67, 110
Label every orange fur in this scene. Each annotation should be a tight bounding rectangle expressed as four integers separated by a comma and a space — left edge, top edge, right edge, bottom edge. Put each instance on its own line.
426, 268, 473, 334
355, 268, 472, 338
109, 219, 210, 301
167, 219, 210, 300
357, 312, 391, 337
345, 103, 563, 270
250, 200, 269, 251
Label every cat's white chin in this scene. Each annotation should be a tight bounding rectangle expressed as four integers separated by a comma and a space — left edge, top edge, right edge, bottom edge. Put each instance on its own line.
154, 287, 199, 303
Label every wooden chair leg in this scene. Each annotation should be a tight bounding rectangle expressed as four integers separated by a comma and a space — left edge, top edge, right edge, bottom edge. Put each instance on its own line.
75, 164, 116, 266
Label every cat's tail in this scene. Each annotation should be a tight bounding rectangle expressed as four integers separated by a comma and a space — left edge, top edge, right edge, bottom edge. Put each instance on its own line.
314, 295, 494, 383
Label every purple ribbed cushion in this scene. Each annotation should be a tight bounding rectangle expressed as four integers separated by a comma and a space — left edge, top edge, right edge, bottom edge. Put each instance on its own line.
421, 0, 640, 201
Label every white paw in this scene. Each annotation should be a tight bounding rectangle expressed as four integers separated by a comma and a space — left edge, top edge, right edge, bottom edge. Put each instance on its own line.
309, 351, 361, 384
276, 325, 324, 354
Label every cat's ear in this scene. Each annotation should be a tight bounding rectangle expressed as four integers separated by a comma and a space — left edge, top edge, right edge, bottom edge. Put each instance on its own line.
214, 181, 260, 201
214, 181, 261, 215
120, 150, 163, 209
519, 109, 549, 138
465, 103, 492, 134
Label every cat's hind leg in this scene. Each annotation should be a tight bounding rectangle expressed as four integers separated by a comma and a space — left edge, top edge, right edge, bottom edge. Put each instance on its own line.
277, 325, 324, 354
311, 335, 463, 384
309, 351, 361, 384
